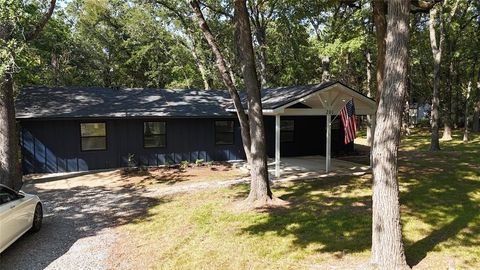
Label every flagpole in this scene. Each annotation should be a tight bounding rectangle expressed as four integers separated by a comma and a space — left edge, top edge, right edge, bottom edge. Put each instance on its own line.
326, 98, 356, 173
326, 100, 346, 173
330, 98, 354, 123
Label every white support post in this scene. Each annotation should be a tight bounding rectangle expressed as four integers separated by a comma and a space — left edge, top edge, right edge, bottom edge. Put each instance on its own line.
275, 114, 281, 178
326, 110, 331, 173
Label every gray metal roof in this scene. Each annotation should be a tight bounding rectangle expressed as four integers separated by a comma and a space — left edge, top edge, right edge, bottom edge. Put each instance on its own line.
15, 86, 233, 119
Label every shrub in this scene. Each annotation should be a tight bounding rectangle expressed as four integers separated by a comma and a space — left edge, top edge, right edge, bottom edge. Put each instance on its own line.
195, 159, 204, 166
127, 153, 137, 168
164, 160, 174, 168
180, 160, 189, 169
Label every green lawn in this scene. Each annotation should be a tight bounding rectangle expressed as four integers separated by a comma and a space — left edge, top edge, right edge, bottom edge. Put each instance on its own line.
115, 129, 480, 269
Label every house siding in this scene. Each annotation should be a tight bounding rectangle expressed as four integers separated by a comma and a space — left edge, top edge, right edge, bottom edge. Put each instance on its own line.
19, 116, 353, 174
263, 116, 353, 157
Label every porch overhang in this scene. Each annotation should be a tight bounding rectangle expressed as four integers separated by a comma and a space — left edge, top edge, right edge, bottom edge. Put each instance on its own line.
228, 81, 377, 178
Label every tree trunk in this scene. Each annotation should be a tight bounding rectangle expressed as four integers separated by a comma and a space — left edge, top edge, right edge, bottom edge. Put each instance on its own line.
155, 0, 213, 90
0, 73, 22, 190
248, 0, 269, 87
452, 68, 461, 129
371, 0, 410, 268
190, 0, 252, 165
373, 0, 387, 103
234, 0, 272, 205
442, 58, 453, 140
428, 6, 443, 151
253, 22, 268, 88
451, 74, 461, 129
321, 56, 331, 82
0, 0, 56, 191
463, 81, 471, 142
366, 51, 374, 146
370, 0, 387, 154
190, 38, 212, 90
257, 39, 268, 87
403, 38, 413, 136
403, 97, 411, 136
474, 69, 480, 132
0, 20, 21, 191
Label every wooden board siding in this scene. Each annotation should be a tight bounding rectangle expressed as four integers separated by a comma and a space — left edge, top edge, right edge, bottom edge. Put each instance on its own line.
19, 116, 353, 174
20, 118, 245, 174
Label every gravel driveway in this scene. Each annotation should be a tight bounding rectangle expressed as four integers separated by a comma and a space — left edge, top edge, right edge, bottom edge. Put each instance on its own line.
0, 171, 163, 270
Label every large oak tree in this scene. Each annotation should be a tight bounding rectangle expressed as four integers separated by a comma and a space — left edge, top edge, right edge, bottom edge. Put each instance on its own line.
190, 0, 273, 206
371, 0, 411, 268
0, 0, 56, 190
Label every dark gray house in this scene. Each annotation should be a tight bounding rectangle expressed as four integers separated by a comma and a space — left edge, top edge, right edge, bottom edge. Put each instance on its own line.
15, 81, 377, 174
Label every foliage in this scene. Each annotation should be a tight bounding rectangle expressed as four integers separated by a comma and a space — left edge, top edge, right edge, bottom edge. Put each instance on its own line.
195, 159, 205, 166
2, 2, 478, 179
180, 160, 189, 169
0, 0, 37, 78
7, 1, 480, 128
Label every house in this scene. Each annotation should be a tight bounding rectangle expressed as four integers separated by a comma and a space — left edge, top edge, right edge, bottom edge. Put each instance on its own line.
15, 81, 377, 175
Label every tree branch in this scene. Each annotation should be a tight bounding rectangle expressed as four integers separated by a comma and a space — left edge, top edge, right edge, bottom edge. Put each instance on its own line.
410, 0, 442, 13
199, 0, 233, 19
190, 0, 252, 162
25, 0, 57, 41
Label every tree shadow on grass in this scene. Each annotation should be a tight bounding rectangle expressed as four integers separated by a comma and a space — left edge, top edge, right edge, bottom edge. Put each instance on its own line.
241, 144, 479, 266
400, 152, 480, 267
242, 175, 373, 254
0, 181, 168, 270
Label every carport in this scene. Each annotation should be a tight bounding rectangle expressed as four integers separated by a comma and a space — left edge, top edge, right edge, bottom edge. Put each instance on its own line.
230, 81, 377, 177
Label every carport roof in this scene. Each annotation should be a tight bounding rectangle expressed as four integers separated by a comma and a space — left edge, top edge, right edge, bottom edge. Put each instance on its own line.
251, 80, 339, 110
227, 81, 376, 114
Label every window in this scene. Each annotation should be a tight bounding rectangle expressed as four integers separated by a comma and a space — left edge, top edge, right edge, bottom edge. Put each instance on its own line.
0, 187, 21, 205
80, 123, 107, 151
281, 120, 295, 142
215, 120, 234, 145
144, 122, 166, 148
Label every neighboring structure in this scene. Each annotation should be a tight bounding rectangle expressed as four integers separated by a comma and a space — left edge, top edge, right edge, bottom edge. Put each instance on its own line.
409, 103, 431, 124
15, 81, 376, 175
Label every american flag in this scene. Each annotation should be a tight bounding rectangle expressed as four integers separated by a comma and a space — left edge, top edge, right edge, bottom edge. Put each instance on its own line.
340, 99, 357, 144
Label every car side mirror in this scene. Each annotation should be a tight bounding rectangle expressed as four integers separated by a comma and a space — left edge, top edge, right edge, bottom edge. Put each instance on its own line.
17, 191, 25, 199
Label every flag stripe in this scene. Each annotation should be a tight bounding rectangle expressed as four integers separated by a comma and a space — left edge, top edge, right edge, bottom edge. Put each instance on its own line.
339, 99, 357, 144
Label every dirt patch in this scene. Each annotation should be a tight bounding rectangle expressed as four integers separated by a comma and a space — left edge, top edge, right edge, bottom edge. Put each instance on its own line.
119, 162, 248, 188
25, 163, 247, 191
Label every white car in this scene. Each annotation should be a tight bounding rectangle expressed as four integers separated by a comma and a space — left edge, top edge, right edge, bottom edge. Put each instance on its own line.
0, 184, 43, 253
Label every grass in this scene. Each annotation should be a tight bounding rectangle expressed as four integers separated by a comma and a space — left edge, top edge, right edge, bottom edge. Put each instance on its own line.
113, 128, 480, 270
